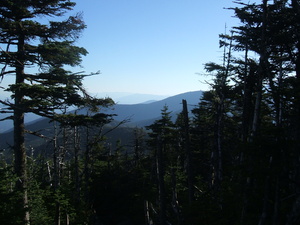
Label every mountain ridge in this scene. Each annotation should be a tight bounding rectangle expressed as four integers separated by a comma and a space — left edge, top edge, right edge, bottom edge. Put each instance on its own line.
0, 91, 203, 133
100, 90, 202, 125
91, 92, 169, 105
0, 90, 203, 153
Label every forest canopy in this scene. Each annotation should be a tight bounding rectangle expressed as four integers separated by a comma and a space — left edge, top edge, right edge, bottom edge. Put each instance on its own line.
1, 0, 300, 225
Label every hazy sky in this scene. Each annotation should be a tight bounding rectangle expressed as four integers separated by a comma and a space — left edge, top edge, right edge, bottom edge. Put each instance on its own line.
0, 0, 260, 100
72, 0, 242, 96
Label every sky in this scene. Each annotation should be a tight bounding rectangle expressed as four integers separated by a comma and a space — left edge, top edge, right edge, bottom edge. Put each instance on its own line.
70, 0, 243, 97
0, 0, 261, 101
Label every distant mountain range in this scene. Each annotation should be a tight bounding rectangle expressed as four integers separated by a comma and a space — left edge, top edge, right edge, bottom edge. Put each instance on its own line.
114, 93, 169, 104
0, 91, 203, 154
0, 91, 203, 133
101, 90, 203, 127
92, 92, 169, 104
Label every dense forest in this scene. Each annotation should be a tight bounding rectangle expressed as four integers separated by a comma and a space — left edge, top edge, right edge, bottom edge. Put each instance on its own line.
1, 0, 300, 224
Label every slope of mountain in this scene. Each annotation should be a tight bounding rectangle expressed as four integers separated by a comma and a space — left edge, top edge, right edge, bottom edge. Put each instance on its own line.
92, 92, 169, 104
0, 91, 203, 155
0, 92, 199, 132
0, 112, 42, 133
101, 90, 202, 126
113, 93, 169, 104
0, 91, 203, 132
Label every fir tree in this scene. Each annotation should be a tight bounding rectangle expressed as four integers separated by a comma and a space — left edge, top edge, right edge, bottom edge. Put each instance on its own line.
0, 1, 113, 223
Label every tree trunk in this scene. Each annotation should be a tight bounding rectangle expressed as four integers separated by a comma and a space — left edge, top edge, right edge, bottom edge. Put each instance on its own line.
258, 176, 270, 225
74, 126, 81, 206
214, 101, 223, 189
156, 137, 166, 225
144, 200, 152, 225
182, 99, 194, 203
53, 122, 61, 225
287, 2, 300, 224
251, 0, 268, 139
250, 76, 263, 139
84, 126, 91, 205
272, 177, 280, 225
241, 41, 255, 145
14, 22, 30, 225
171, 168, 182, 225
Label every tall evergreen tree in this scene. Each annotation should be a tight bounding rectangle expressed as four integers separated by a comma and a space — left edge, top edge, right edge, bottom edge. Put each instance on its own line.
146, 105, 176, 225
199, 1, 300, 224
0, 1, 113, 223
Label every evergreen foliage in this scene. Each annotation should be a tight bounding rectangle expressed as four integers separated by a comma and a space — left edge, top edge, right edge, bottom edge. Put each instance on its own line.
1, 0, 300, 224
0, 0, 113, 224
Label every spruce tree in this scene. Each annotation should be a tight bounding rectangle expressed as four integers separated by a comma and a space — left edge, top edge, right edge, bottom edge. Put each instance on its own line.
146, 105, 177, 224
0, 1, 113, 223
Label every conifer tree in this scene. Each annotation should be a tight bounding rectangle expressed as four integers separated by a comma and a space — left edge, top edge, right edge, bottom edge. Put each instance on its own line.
199, 1, 300, 223
146, 105, 175, 225
0, 1, 113, 223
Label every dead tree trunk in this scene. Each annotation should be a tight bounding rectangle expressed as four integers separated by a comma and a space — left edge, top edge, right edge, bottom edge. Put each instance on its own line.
144, 200, 152, 225
171, 168, 182, 225
182, 99, 194, 203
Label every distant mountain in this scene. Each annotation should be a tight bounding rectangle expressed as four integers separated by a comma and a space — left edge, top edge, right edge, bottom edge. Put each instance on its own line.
0, 90, 203, 132
0, 91, 203, 154
101, 90, 203, 127
0, 112, 42, 133
92, 92, 169, 104
0, 91, 203, 133
0, 93, 167, 132
140, 100, 157, 104
113, 93, 169, 104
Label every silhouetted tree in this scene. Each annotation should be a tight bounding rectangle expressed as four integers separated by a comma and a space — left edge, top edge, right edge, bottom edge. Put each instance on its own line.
0, 1, 113, 223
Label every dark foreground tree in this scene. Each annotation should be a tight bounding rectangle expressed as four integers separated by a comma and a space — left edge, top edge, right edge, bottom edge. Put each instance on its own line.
146, 105, 175, 225
189, 1, 300, 224
0, 1, 113, 224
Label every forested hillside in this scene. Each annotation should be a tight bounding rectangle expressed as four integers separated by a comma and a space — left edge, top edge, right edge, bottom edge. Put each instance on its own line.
1, 0, 300, 225
0, 91, 202, 159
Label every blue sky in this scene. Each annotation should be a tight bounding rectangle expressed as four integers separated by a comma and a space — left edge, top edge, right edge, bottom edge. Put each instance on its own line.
0, 0, 258, 101
72, 0, 243, 96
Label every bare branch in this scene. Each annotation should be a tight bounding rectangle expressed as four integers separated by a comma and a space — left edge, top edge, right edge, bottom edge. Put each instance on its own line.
0, 115, 13, 121
25, 129, 52, 140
